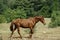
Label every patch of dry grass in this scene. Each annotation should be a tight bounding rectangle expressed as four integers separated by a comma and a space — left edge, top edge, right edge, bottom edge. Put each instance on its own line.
0, 18, 60, 40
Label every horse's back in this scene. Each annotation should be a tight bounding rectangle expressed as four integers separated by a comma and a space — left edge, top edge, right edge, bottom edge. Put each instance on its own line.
11, 18, 35, 28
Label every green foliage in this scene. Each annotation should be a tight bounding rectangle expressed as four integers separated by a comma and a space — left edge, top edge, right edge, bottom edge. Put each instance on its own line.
15, 8, 27, 19
0, 0, 59, 25
3, 8, 27, 23
49, 11, 60, 28
49, 0, 60, 27
0, 15, 6, 23
8, 0, 52, 18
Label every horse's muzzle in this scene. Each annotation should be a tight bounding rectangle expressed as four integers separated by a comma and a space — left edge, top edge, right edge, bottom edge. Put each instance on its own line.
44, 23, 46, 25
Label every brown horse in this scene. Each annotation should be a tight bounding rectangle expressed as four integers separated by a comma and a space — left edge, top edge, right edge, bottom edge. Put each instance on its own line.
10, 16, 46, 38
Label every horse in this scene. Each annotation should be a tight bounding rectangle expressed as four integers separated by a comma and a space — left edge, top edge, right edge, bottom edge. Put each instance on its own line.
10, 16, 46, 38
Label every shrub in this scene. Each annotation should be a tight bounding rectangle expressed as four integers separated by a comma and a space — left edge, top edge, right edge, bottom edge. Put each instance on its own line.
3, 8, 27, 22
0, 15, 7, 23
49, 11, 60, 28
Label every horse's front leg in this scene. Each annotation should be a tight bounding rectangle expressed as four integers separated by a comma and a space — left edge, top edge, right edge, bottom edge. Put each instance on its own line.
17, 27, 22, 39
29, 27, 33, 38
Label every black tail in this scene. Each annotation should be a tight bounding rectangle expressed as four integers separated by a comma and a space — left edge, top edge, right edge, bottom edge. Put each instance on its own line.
10, 22, 16, 31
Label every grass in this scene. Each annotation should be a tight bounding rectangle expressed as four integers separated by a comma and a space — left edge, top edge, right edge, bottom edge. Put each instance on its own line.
0, 18, 60, 40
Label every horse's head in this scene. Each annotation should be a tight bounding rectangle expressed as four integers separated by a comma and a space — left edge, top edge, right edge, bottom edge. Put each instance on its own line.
35, 16, 46, 25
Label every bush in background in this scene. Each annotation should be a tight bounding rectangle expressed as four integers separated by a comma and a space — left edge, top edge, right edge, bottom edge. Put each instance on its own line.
49, 11, 60, 28
0, 15, 7, 23
3, 8, 27, 23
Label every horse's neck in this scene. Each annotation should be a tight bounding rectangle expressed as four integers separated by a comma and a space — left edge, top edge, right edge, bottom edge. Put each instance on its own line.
35, 19, 39, 23
32, 18, 39, 25
28, 17, 39, 24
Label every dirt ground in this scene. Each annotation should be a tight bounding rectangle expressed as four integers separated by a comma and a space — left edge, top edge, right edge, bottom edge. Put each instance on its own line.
0, 18, 60, 40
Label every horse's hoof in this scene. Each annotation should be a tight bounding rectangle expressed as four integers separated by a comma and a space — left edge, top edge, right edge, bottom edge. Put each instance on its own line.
20, 37, 22, 39
27, 36, 32, 39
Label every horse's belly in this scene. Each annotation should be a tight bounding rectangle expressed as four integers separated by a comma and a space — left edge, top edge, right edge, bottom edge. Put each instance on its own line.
21, 25, 29, 28
20, 20, 34, 28
21, 23, 29, 28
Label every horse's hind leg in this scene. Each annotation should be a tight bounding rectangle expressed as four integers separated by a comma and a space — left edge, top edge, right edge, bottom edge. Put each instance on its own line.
10, 27, 16, 38
10, 31, 14, 38
17, 27, 22, 38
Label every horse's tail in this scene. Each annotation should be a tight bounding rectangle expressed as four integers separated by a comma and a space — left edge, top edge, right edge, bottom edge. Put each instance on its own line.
10, 22, 16, 31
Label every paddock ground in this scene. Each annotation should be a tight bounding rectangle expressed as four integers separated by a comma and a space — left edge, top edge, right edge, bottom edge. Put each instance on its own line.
0, 18, 60, 40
